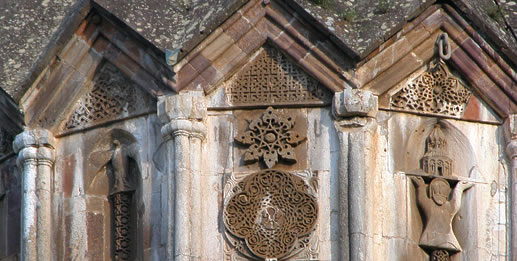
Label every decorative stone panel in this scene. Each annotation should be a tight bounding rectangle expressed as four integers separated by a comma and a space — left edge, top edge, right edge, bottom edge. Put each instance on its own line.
61, 62, 156, 133
223, 170, 318, 260
225, 45, 332, 107
390, 62, 471, 117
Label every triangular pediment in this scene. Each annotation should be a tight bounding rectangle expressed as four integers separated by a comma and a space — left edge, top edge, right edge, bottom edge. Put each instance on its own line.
357, 4, 517, 122
20, 8, 173, 133
169, 0, 356, 100
59, 61, 156, 134
207, 44, 332, 108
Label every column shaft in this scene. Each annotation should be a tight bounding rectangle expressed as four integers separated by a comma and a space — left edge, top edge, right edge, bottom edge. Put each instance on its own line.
21, 157, 38, 261
174, 134, 191, 260
190, 136, 202, 260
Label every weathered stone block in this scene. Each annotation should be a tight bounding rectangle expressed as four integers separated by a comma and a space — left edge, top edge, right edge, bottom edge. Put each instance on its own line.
333, 88, 378, 118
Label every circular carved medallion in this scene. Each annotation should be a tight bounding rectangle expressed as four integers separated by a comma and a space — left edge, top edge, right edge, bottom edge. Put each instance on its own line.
223, 170, 318, 260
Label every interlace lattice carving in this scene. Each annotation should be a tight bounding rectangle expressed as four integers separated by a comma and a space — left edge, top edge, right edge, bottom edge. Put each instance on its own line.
224, 170, 318, 260
226, 45, 331, 106
431, 249, 450, 261
391, 62, 471, 117
112, 192, 133, 261
63, 62, 154, 131
235, 107, 305, 168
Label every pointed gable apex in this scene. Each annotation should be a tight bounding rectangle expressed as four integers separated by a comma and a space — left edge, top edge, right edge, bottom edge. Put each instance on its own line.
357, 4, 517, 122
167, 0, 357, 96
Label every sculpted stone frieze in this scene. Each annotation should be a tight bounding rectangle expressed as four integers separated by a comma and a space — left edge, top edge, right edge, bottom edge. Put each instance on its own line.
235, 107, 306, 168
223, 170, 318, 260
391, 62, 471, 117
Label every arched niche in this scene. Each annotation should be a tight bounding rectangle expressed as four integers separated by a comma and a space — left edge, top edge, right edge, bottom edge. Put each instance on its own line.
86, 128, 142, 261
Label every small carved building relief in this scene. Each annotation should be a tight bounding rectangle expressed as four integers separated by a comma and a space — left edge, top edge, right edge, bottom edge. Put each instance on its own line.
390, 62, 472, 117
225, 45, 332, 107
61, 62, 155, 133
223, 170, 318, 260
407, 123, 474, 260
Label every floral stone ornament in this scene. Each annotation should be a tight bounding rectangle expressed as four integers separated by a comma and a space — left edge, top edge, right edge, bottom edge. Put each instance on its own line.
223, 170, 318, 260
235, 107, 306, 168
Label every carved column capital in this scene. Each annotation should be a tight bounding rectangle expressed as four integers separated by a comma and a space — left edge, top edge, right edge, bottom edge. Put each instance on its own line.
13, 128, 56, 167
505, 114, 517, 158
332, 88, 378, 119
158, 92, 207, 140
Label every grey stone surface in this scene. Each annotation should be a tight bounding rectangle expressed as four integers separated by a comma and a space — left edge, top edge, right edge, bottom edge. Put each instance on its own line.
333, 88, 378, 118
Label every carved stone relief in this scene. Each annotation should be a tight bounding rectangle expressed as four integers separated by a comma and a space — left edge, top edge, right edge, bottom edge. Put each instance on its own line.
235, 107, 306, 168
391, 62, 471, 117
107, 138, 138, 261
408, 123, 473, 259
225, 45, 331, 106
62, 62, 155, 132
223, 170, 318, 260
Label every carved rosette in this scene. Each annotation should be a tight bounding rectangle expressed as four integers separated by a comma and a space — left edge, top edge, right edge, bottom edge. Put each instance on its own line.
431, 249, 450, 261
391, 62, 471, 117
235, 107, 306, 168
223, 170, 318, 260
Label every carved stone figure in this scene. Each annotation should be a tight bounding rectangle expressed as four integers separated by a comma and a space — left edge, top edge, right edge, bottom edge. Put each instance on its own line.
108, 139, 138, 261
421, 124, 452, 177
411, 176, 472, 252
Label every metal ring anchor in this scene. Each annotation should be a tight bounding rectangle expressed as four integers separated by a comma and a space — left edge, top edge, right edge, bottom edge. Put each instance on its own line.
436, 32, 451, 60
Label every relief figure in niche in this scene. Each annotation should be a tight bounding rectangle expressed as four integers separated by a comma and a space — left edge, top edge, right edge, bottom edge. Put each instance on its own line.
411, 176, 472, 252
108, 138, 138, 261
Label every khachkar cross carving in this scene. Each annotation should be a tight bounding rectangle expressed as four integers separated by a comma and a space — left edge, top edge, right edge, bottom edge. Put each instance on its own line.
224, 170, 318, 260
235, 107, 306, 168
391, 61, 471, 117
409, 123, 473, 260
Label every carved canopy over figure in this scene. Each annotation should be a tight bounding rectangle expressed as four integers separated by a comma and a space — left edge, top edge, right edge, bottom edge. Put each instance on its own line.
411, 176, 472, 252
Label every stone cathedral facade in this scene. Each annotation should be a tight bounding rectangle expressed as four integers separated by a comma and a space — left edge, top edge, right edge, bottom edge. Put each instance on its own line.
0, 0, 517, 260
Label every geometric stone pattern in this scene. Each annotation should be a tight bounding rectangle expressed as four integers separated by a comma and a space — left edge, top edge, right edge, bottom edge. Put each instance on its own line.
223, 170, 318, 260
63, 62, 155, 131
391, 62, 472, 117
226, 45, 332, 106
112, 192, 133, 261
431, 249, 450, 261
235, 107, 306, 168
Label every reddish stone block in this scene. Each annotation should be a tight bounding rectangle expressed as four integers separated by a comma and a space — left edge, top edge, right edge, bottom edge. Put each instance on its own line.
82, 21, 99, 44
86, 212, 105, 260
109, 52, 141, 78
221, 12, 242, 31
200, 65, 223, 87
189, 54, 211, 75
270, 31, 293, 51
201, 32, 233, 62
236, 28, 266, 55
243, 1, 266, 26
450, 48, 483, 82
284, 40, 308, 63
285, 19, 316, 49
422, 9, 444, 33
175, 63, 199, 88
184, 75, 208, 92
226, 17, 253, 42
462, 95, 480, 121
213, 44, 246, 76
265, 5, 291, 28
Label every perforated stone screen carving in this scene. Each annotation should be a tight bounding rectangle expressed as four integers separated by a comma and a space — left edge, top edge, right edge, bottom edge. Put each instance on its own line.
225, 45, 331, 106
62, 62, 155, 132
391, 62, 471, 117
223, 170, 318, 260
